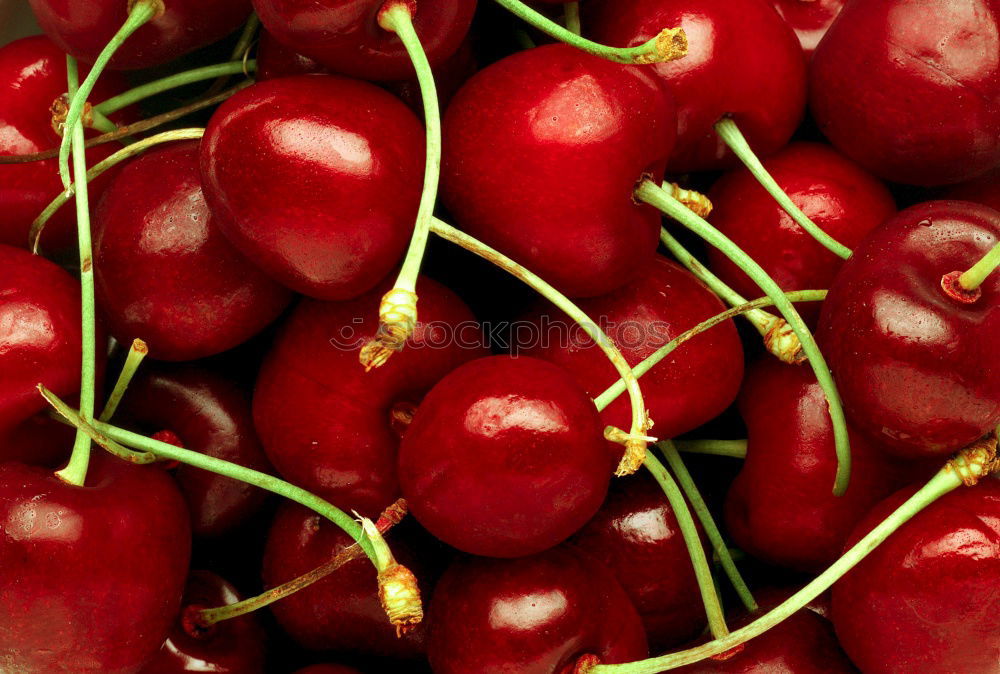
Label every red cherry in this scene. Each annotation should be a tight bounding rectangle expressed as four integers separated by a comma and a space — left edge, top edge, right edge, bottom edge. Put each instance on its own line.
253, 276, 485, 516
0, 412, 76, 468
252, 0, 476, 81
398, 355, 614, 558
519, 255, 744, 441
571, 473, 706, 651
706, 142, 896, 325
817, 201, 1000, 458
200, 75, 424, 300
769, 0, 845, 57
0, 455, 191, 671
255, 29, 330, 80
94, 140, 292, 361
944, 166, 1000, 212
140, 570, 266, 674
29, 0, 252, 70
832, 478, 1000, 673
292, 667, 363, 674
441, 43, 676, 298
586, 0, 806, 172
426, 545, 648, 673
810, 0, 1000, 186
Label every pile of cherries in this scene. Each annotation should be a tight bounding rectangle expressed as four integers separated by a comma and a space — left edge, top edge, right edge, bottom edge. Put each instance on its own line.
1, 0, 998, 672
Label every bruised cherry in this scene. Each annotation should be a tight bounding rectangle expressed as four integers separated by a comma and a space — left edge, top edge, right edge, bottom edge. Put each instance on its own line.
769, 0, 845, 57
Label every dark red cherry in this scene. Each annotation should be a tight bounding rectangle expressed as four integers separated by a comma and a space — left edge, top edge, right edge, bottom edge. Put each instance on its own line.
141, 570, 266, 674
0, 35, 132, 252
255, 29, 329, 80
293, 667, 363, 674
944, 166, 1000, 212
94, 140, 292, 361
769, 0, 845, 57
817, 201, 1000, 458
398, 355, 613, 558
706, 142, 896, 325
441, 43, 676, 298
810, 0, 1000, 186
262, 502, 426, 659
252, 0, 475, 81
427, 545, 648, 673
29, 0, 252, 70
0, 413, 76, 468
571, 473, 705, 651
0, 454, 191, 672
519, 255, 744, 441
586, 0, 806, 172
117, 365, 274, 538
832, 478, 1000, 673
200, 75, 424, 300
253, 276, 485, 517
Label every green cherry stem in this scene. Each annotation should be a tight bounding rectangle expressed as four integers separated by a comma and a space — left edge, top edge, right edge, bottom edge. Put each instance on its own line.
674, 439, 748, 459
659, 440, 757, 612
88, 108, 118, 134
201, 13, 260, 98
42, 386, 158, 465
98, 338, 149, 422
430, 217, 652, 475
636, 178, 852, 496
95, 60, 257, 116
57, 0, 164, 188
491, 0, 687, 64
360, 1, 443, 371
959, 240, 1000, 291
565, 2, 582, 34
713, 118, 851, 260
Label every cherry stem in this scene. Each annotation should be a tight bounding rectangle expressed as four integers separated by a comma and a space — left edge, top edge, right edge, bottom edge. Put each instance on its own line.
673, 439, 747, 459
636, 179, 851, 497
491, 0, 687, 64
98, 338, 148, 422
201, 13, 260, 98
56, 0, 163, 189
714, 118, 852, 260
592, 289, 827, 411
958, 240, 1000, 292
430, 217, 651, 475
564, 2, 582, 35
94, 60, 257, 116
31, 128, 206, 253
644, 450, 730, 640
659, 440, 757, 612
89, 108, 118, 134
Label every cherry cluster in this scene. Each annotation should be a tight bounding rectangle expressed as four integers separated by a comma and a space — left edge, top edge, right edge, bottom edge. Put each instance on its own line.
0, 1, 998, 673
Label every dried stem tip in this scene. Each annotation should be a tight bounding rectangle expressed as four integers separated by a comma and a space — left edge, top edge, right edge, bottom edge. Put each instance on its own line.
359, 288, 418, 371
668, 183, 713, 218
50, 94, 95, 136
605, 425, 656, 476
761, 315, 806, 364
359, 515, 423, 635
947, 429, 999, 486
634, 27, 688, 65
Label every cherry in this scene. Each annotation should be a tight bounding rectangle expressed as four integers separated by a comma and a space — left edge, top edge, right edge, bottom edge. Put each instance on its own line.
0, 35, 132, 252
293, 667, 363, 674
200, 74, 424, 300
253, 276, 485, 517
769, 0, 845, 57
586, 0, 806, 172
817, 201, 1000, 458
570, 473, 706, 651
93, 140, 292, 361
706, 142, 896, 325
253, 0, 476, 81
831, 477, 1000, 673
426, 545, 648, 673
810, 0, 1000, 186
255, 29, 330, 80
29, 0, 252, 70
518, 255, 744, 441
117, 364, 274, 538
0, 454, 191, 671
141, 570, 266, 674
441, 43, 676, 298
944, 166, 1000, 212
399, 355, 615, 558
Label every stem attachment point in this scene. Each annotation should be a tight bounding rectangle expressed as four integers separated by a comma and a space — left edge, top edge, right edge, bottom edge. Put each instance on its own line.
360, 288, 419, 371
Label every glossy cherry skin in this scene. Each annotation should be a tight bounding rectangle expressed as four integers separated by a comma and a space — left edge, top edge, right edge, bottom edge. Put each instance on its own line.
118, 365, 274, 538
571, 473, 705, 651
832, 478, 1000, 673
254, 276, 485, 517
0, 35, 132, 252
0, 455, 191, 673
586, 0, 806, 172
706, 142, 896, 325
141, 571, 266, 674
253, 0, 475, 81
426, 545, 648, 673
944, 166, 1000, 212
519, 255, 744, 441
94, 140, 292, 361
200, 75, 424, 300
29, 0, 252, 70
810, 0, 1000, 186
770, 0, 845, 57
817, 201, 1000, 458
398, 355, 613, 558
441, 44, 676, 298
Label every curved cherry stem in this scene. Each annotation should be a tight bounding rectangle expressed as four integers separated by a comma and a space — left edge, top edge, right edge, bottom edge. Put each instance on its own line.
491, 0, 687, 64
674, 439, 747, 459
565, 2, 582, 34
714, 118, 852, 260
57, 0, 163, 188
202, 13, 260, 98
95, 60, 257, 116
430, 217, 652, 475
959, 240, 1000, 291
659, 440, 757, 612
98, 338, 148, 422
43, 386, 159, 465
636, 179, 851, 496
